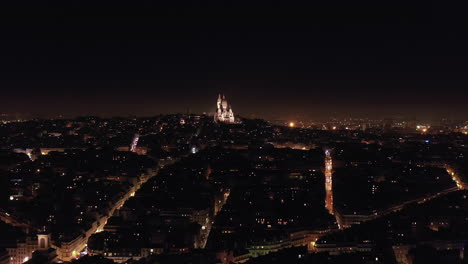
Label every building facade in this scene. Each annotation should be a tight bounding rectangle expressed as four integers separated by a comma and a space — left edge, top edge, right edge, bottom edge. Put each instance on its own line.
214, 95, 235, 124
6, 234, 51, 264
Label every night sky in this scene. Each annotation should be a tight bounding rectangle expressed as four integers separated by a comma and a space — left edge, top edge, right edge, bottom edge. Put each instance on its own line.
0, 1, 467, 119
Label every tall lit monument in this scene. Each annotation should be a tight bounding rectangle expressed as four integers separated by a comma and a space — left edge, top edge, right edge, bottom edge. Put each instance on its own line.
214, 94, 235, 123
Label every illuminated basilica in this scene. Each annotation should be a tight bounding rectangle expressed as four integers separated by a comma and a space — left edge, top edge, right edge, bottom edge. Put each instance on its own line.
214, 94, 235, 123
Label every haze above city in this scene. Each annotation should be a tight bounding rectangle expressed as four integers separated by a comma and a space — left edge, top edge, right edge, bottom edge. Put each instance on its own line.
1, 0, 467, 120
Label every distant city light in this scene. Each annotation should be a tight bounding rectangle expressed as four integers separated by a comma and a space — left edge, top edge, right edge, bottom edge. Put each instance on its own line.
289, 122, 295, 128
416, 125, 429, 133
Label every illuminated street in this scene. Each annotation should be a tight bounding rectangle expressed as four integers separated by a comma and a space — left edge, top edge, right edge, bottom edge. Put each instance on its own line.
324, 149, 334, 216
446, 166, 465, 190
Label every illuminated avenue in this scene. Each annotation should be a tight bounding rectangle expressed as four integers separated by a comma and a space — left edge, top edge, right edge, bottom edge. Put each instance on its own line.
324, 149, 334, 216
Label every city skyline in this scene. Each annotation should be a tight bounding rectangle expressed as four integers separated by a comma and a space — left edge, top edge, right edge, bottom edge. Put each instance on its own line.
1, 90, 467, 121
1, 113, 467, 264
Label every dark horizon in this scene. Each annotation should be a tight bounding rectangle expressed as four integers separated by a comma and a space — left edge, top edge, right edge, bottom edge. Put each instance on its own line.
1, 1, 467, 120
3, 89, 467, 122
